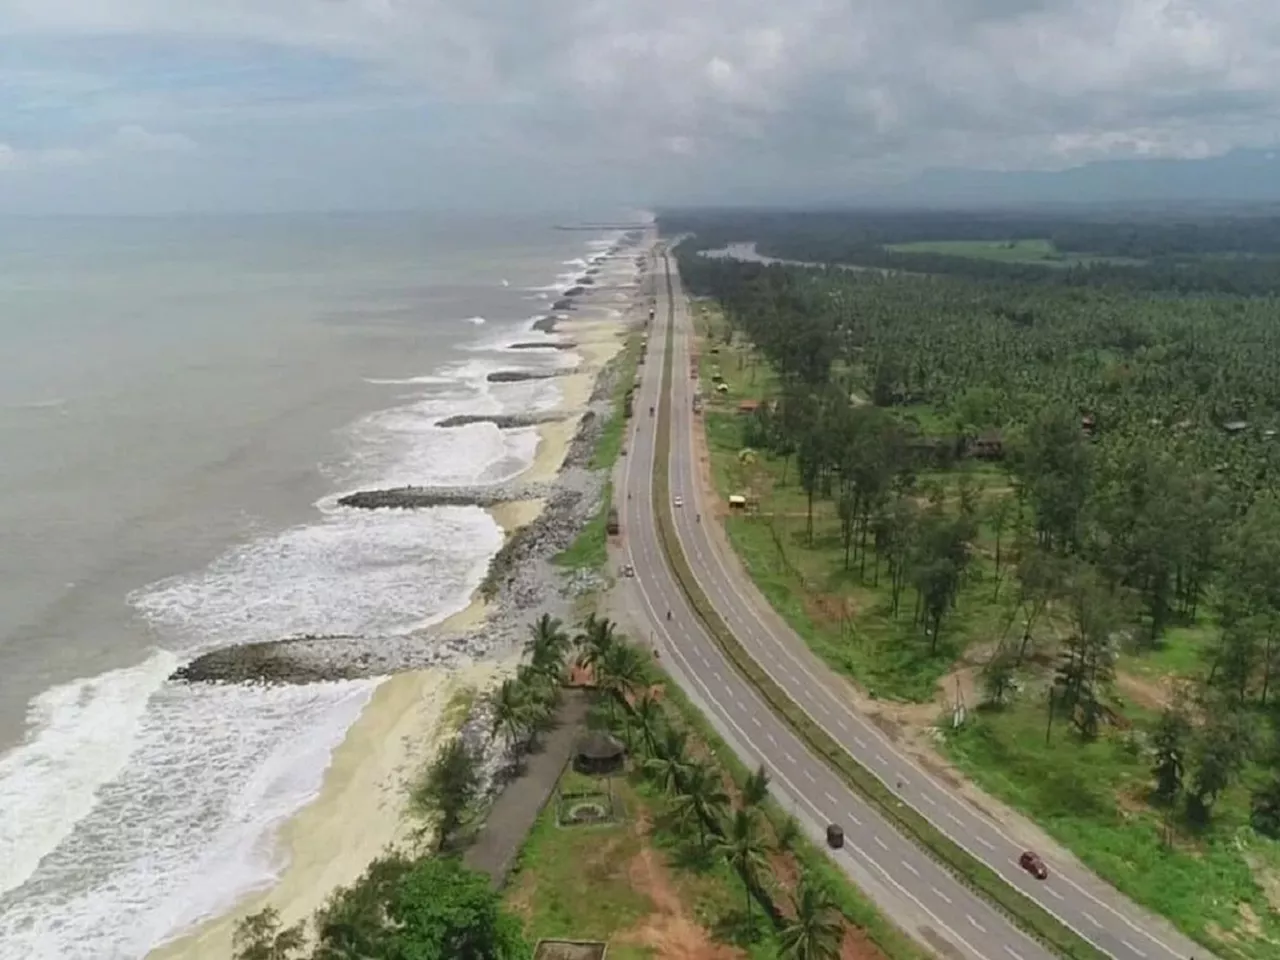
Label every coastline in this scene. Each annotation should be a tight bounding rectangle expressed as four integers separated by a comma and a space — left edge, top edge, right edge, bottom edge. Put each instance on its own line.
146, 251, 641, 958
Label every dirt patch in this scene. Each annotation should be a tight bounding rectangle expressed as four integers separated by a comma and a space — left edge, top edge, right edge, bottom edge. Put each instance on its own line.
616, 847, 744, 960
1245, 853, 1280, 914
1115, 671, 1173, 712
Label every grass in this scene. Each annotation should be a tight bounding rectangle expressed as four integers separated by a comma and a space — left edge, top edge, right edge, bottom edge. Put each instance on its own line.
553, 481, 612, 571
661, 274, 1109, 960
942, 699, 1280, 960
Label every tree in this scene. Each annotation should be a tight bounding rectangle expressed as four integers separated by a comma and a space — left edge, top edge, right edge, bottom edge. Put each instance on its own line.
980, 644, 1018, 708
597, 640, 647, 714
414, 735, 480, 853
524, 613, 570, 680
1188, 708, 1254, 822
1150, 704, 1191, 807
628, 690, 665, 758
672, 760, 730, 848
715, 807, 769, 924
1250, 776, 1280, 838
780, 878, 845, 960
1047, 568, 1119, 743
643, 726, 691, 795
488, 678, 528, 747
232, 908, 306, 960
575, 613, 617, 672
743, 764, 771, 809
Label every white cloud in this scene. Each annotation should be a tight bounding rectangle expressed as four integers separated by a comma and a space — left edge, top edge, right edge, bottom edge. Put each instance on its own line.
0, 125, 196, 173
0, 0, 1279, 204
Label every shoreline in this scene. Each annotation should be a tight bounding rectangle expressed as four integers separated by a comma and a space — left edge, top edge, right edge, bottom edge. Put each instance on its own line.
147, 239, 645, 959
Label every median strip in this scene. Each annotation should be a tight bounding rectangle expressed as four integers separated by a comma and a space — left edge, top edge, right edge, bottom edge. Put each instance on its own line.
649, 255, 1108, 960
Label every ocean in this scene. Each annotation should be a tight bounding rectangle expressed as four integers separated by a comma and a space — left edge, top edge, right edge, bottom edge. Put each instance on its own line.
0, 211, 633, 958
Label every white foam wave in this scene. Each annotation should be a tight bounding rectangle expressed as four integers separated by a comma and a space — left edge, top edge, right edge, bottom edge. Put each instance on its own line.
132, 506, 503, 649
464, 315, 486, 325
0, 651, 179, 900
0, 679, 379, 960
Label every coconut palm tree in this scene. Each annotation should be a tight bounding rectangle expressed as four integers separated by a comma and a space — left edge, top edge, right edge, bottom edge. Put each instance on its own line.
596, 640, 647, 715
629, 690, 665, 758
715, 807, 769, 923
488, 678, 527, 747
525, 613, 570, 679
743, 764, 771, 809
575, 613, 617, 672
672, 760, 730, 848
642, 726, 691, 794
779, 878, 844, 960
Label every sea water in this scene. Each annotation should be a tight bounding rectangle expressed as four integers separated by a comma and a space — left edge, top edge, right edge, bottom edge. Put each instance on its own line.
0, 211, 636, 958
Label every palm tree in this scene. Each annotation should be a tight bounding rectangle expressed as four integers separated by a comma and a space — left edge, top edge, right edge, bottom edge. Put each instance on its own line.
743, 764, 771, 809
715, 807, 769, 923
597, 641, 647, 716
575, 613, 617, 672
488, 678, 527, 747
629, 691, 665, 758
643, 726, 691, 794
525, 613, 570, 679
779, 878, 844, 960
672, 760, 731, 848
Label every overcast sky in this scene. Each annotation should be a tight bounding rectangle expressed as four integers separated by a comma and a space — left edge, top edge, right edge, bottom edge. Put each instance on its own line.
1, 0, 1277, 213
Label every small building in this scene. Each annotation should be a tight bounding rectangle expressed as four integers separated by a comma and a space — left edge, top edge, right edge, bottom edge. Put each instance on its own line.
968, 429, 1005, 460
573, 731, 627, 775
1223, 420, 1249, 435
716, 383, 729, 394
737, 400, 760, 414
728, 494, 747, 511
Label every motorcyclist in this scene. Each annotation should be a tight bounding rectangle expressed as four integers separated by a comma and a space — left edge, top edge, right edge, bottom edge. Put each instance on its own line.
666, 610, 672, 621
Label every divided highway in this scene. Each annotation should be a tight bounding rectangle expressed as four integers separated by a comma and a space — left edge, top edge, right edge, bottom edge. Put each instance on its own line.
617, 246, 1054, 960
648, 248, 1208, 960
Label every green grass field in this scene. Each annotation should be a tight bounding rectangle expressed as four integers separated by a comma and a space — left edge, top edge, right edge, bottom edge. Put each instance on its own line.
886, 238, 1062, 262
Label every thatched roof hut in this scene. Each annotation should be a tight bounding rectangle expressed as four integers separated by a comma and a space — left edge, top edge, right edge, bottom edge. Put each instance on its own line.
573, 731, 626, 774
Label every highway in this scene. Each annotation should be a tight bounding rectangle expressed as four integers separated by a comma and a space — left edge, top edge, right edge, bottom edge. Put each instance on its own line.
657, 252, 1208, 960
617, 242, 1054, 960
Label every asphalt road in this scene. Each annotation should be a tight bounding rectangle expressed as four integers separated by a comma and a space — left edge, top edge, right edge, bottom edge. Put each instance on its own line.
640, 247, 1210, 960
618, 244, 1054, 960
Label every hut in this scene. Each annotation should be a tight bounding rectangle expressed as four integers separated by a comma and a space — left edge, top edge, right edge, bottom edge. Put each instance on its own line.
728, 494, 747, 511
573, 731, 627, 775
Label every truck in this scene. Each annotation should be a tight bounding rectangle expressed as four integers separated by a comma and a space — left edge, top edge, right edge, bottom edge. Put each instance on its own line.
606, 506, 620, 535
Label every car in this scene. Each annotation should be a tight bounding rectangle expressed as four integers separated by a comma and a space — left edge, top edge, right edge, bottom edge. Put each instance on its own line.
673, 495, 684, 507
1018, 851, 1048, 880
621, 564, 635, 578
826, 823, 845, 849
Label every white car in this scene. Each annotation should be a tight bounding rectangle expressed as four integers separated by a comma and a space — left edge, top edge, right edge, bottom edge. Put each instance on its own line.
673, 496, 684, 507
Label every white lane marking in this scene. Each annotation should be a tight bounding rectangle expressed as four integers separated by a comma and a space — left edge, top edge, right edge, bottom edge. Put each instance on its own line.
824, 791, 839, 806
921, 793, 937, 806
932, 886, 953, 904
875, 754, 887, 765
712, 670, 722, 682
902, 861, 920, 877
817, 702, 832, 715
1004, 947, 1024, 960
803, 769, 816, 782
836, 719, 850, 731
750, 715, 762, 727
1121, 940, 1147, 959
873, 836, 889, 851
946, 812, 963, 825
975, 834, 994, 850
784, 752, 796, 764
1044, 886, 1064, 901
853, 736, 867, 749
1082, 912, 1101, 927
967, 915, 986, 933
766, 733, 777, 746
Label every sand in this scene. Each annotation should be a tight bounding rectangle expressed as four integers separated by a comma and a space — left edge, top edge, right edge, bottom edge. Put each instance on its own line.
147, 660, 510, 959
147, 271, 637, 960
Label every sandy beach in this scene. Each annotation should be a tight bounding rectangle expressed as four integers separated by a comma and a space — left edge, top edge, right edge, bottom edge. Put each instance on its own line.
145, 267, 638, 960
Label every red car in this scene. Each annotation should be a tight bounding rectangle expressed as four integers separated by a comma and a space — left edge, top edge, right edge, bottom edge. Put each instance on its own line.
1019, 851, 1049, 880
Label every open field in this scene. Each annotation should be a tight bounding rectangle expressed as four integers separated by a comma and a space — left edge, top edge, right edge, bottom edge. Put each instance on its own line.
688, 296, 1280, 959
884, 239, 1145, 268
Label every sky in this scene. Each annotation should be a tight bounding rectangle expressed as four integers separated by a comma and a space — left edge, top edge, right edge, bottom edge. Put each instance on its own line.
1, 0, 1278, 213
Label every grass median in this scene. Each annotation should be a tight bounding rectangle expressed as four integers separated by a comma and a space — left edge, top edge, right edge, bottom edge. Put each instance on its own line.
650, 256, 1107, 960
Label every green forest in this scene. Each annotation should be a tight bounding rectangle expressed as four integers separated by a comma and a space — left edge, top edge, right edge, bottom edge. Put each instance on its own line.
668, 208, 1280, 958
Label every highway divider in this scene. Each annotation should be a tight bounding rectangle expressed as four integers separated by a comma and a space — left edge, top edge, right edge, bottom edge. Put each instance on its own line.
650, 255, 1108, 960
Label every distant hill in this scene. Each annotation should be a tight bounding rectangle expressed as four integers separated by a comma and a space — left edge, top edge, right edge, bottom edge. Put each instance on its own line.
871, 148, 1280, 208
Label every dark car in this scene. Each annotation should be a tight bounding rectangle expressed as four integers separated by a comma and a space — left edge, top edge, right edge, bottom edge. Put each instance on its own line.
826, 824, 845, 850
1018, 851, 1048, 880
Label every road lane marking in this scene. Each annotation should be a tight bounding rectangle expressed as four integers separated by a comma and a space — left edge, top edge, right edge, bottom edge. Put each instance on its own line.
921, 793, 937, 806
824, 791, 839, 806
766, 733, 777, 746
784, 752, 796, 764
946, 812, 963, 826
974, 834, 994, 849
803, 769, 815, 782
750, 715, 761, 727
1044, 886, 1064, 901
1004, 947, 1024, 960
712, 670, 722, 682
1121, 940, 1147, 958
967, 915, 986, 933
932, 886, 953, 904
853, 736, 867, 749
873, 836, 889, 851
874, 754, 887, 765
902, 860, 920, 877
1082, 912, 1100, 927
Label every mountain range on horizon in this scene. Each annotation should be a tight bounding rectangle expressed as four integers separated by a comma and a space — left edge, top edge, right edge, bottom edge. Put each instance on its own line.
864, 147, 1280, 208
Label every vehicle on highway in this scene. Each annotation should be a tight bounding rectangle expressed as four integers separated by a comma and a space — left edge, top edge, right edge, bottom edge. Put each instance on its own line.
1018, 851, 1049, 880
673, 495, 683, 507
619, 564, 635, 578
649, 405, 654, 416
826, 824, 844, 849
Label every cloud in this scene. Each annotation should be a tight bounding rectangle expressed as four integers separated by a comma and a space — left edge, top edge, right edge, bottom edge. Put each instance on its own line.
0, 124, 195, 172
0, 0, 1278, 208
